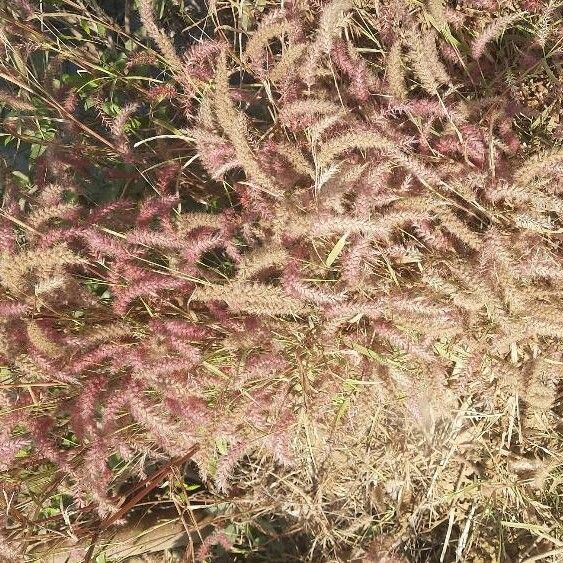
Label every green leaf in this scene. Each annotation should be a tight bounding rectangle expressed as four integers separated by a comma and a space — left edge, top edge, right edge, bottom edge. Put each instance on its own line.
325, 232, 349, 267
80, 19, 92, 35
425, 11, 460, 48
183, 483, 201, 491
29, 144, 46, 159
12, 171, 30, 185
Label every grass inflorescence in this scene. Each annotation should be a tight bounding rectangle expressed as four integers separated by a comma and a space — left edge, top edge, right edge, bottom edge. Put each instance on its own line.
2, 0, 563, 561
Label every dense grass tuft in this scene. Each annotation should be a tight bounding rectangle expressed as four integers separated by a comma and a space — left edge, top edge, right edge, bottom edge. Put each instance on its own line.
2, 0, 563, 561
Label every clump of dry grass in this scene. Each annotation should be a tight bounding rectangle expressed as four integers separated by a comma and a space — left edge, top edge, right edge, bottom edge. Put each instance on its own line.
2, 0, 563, 561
